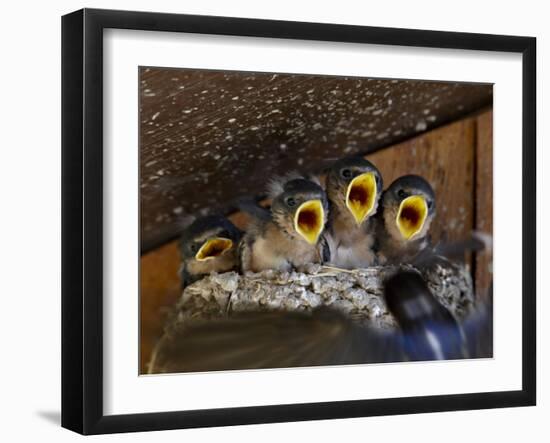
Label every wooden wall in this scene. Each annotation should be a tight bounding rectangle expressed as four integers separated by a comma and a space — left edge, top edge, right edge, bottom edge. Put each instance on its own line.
369, 115, 475, 246
139, 109, 493, 373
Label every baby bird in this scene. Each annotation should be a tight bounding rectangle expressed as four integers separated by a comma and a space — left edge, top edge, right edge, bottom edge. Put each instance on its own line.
179, 215, 242, 287
375, 174, 436, 264
324, 157, 383, 268
240, 176, 330, 273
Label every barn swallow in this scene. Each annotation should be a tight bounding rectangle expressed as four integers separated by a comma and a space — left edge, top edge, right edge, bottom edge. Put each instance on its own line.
179, 215, 242, 287
239, 175, 330, 273
324, 157, 383, 268
375, 175, 436, 264
384, 270, 492, 361
148, 270, 492, 373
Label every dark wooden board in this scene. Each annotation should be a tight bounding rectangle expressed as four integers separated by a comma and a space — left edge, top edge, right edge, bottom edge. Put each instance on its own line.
140, 67, 492, 251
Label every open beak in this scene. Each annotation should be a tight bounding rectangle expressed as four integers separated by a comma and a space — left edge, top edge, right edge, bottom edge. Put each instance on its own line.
195, 237, 234, 261
294, 199, 325, 245
396, 195, 428, 240
345, 172, 377, 225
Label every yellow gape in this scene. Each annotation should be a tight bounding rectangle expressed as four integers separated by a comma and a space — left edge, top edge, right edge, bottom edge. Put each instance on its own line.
294, 199, 325, 245
345, 172, 377, 225
396, 195, 428, 240
195, 237, 234, 261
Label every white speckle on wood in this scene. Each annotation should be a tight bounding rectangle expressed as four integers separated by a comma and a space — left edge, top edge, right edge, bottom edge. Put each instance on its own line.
415, 120, 428, 132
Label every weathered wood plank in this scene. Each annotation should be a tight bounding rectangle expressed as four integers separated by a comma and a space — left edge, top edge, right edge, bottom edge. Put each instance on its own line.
368, 117, 476, 245
475, 111, 493, 297
140, 242, 181, 373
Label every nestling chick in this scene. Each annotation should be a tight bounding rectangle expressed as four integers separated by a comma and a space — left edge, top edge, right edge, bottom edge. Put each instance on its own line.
324, 156, 383, 268
240, 176, 330, 272
179, 215, 242, 287
375, 174, 436, 264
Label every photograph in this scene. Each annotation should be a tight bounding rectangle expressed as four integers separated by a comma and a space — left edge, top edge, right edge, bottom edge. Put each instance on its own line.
0, 0, 545, 438
139, 67, 494, 374
56, 5, 539, 436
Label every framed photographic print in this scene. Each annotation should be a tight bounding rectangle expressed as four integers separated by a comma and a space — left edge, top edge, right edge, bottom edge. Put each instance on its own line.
61, 8, 536, 435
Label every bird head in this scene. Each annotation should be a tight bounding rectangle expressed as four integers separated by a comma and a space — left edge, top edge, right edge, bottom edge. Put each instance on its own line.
326, 156, 383, 225
382, 175, 436, 242
271, 178, 328, 245
180, 215, 241, 262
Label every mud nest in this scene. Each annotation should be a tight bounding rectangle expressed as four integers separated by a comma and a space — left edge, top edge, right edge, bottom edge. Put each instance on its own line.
162, 261, 476, 338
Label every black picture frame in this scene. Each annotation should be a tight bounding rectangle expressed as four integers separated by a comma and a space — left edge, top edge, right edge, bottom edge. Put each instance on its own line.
61, 8, 536, 435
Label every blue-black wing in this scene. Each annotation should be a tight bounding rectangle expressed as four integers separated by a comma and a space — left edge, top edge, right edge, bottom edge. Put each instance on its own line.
385, 270, 492, 361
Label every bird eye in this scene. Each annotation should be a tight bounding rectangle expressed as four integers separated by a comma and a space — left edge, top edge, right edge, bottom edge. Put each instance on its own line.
340, 168, 353, 179
190, 244, 198, 252
286, 197, 296, 207
397, 189, 407, 199
427, 200, 434, 210
375, 174, 382, 188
